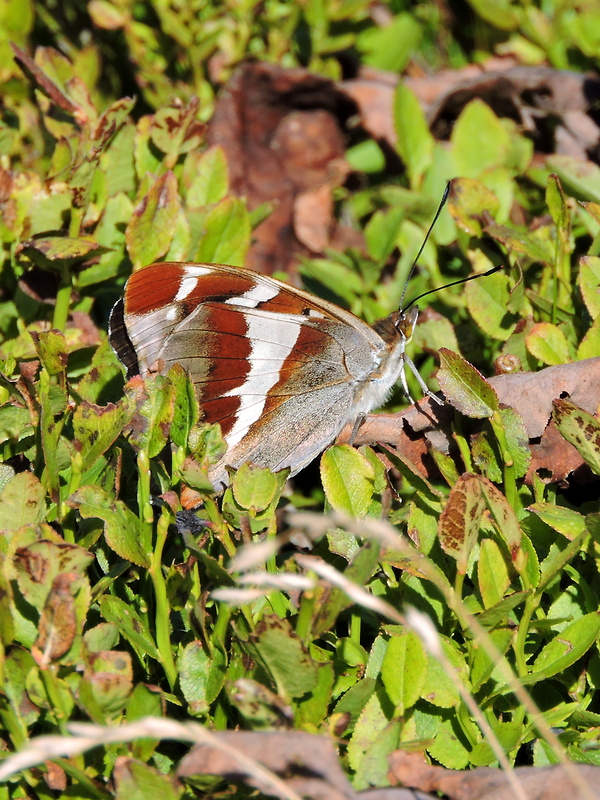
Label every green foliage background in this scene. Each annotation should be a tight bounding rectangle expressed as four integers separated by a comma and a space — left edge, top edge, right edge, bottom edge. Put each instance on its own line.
1, 0, 600, 797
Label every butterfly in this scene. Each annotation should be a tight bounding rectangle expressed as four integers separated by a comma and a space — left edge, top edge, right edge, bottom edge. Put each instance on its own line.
109, 261, 443, 489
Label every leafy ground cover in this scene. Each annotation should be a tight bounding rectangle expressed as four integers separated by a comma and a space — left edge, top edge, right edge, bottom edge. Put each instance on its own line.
1, 1, 600, 798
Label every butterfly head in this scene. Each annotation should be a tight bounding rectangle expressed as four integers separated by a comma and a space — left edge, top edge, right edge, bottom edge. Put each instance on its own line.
396, 305, 419, 344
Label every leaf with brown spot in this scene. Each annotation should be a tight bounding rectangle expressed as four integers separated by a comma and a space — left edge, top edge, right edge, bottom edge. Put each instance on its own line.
13, 540, 93, 609
33, 573, 79, 666
11, 43, 79, 115
438, 473, 485, 574
553, 398, 600, 477
0, 473, 46, 532
72, 397, 135, 470
80, 650, 134, 718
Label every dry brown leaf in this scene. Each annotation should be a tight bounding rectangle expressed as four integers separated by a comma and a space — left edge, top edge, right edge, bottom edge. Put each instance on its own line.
347, 357, 600, 487
343, 64, 600, 162
207, 62, 359, 276
388, 750, 600, 800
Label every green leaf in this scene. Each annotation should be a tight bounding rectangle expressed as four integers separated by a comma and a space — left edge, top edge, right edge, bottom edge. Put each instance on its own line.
76, 340, 126, 403
448, 178, 499, 236
412, 316, 460, 357
195, 196, 250, 266
68, 485, 150, 567
352, 719, 402, 791
546, 174, 570, 240
178, 641, 210, 715
538, 531, 588, 593
82, 192, 134, 286
166, 364, 198, 448
465, 269, 517, 341
347, 691, 389, 776
553, 398, 600, 476
546, 154, 600, 205
478, 475, 522, 555
88, 0, 127, 30
486, 221, 554, 264
0, 405, 31, 446
312, 541, 381, 637
365, 206, 405, 262
530, 612, 600, 679
437, 349, 499, 417
100, 595, 161, 662
320, 445, 375, 517
113, 757, 182, 800
427, 717, 469, 769
186, 146, 229, 207
438, 473, 485, 574
528, 503, 587, 541
526, 322, 572, 365
577, 316, 600, 360
126, 171, 180, 268
231, 463, 282, 513
295, 656, 335, 728
334, 677, 376, 729
478, 538, 510, 608
476, 591, 529, 630
578, 256, 600, 319
470, 721, 523, 766
463, 0, 519, 29
357, 13, 422, 72
498, 406, 532, 479
420, 637, 467, 708
31, 330, 67, 376
394, 83, 434, 188
451, 100, 511, 178
251, 615, 319, 700
381, 629, 427, 714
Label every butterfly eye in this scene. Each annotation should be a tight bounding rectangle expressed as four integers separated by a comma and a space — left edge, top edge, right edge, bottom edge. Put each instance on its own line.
397, 306, 419, 340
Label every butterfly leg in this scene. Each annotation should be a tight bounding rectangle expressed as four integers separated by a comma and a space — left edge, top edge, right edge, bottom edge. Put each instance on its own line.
404, 355, 445, 406
398, 361, 416, 405
348, 412, 366, 445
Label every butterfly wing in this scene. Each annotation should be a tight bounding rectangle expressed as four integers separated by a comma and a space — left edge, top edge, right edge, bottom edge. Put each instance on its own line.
110, 262, 404, 486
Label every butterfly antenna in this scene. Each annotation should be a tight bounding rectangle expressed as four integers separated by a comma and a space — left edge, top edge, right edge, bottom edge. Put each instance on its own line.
398, 180, 452, 311
403, 264, 505, 313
